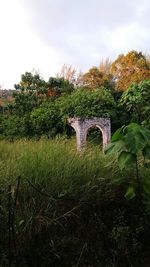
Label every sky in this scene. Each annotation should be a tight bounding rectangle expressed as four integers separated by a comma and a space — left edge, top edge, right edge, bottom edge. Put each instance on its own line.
0, 0, 150, 88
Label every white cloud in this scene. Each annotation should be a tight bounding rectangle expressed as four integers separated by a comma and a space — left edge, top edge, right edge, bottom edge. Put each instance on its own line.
108, 23, 149, 53
0, 0, 150, 88
0, 0, 61, 88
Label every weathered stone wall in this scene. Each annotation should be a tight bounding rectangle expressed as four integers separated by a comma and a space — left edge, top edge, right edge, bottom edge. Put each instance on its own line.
68, 117, 111, 151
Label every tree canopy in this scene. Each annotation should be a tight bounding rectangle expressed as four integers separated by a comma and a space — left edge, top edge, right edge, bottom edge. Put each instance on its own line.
111, 50, 150, 91
1, 50, 150, 140
81, 67, 114, 90
120, 80, 150, 128
58, 87, 117, 119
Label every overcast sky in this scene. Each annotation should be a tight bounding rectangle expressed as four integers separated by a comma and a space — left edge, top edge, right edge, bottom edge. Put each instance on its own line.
0, 0, 150, 88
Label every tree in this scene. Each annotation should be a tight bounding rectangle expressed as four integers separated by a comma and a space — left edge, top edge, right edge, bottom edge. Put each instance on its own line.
11, 71, 48, 116
81, 67, 114, 90
10, 71, 75, 116
0, 114, 31, 140
120, 79, 150, 128
14, 71, 47, 93
57, 87, 117, 119
57, 64, 76, 84
47, 77, 74, 97
30, 102, 63, 138
10, 91, 40, 116
99, 58, 112, 74
111, 50, 150, 91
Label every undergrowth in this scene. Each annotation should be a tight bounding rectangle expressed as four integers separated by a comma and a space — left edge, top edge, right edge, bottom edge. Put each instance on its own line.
1, 138, 150, 267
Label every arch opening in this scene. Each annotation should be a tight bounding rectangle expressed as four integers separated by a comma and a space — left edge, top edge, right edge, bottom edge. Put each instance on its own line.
66, 124, 76, 139
86, 126, 103, 148
68, 118, 111, 151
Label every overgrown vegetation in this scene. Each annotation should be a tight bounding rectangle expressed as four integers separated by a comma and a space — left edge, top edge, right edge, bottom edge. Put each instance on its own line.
1, 139, 150, 266
0, 50, 150, 140
1, 49, 150, 266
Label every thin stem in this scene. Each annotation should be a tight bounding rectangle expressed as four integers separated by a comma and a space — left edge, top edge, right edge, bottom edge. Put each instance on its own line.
76, 243, 87, 267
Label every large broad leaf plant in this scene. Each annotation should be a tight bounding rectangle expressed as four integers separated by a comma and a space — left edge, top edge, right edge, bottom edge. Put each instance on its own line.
105, 123, 150, 200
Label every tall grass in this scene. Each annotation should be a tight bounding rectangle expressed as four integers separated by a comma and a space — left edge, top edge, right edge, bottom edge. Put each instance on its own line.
1, 139, 150, 267
0, 138, 120, 195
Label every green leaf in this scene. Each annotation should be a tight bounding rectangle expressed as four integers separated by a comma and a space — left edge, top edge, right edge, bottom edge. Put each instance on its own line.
111, 126, 124, 142
125, 132, 147, 154
118, 151, 136, 170
139, 127, 150, 142
124, 185, 136, 200
105, 140, 125, 155
104, 142, 115, 154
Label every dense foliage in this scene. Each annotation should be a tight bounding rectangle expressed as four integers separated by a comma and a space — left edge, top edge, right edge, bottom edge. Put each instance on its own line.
105, 123, 150, 201
120, 80, 150, 127
1, 49, 150, 266
111, 50, 150, 91
0, 50, 150, 140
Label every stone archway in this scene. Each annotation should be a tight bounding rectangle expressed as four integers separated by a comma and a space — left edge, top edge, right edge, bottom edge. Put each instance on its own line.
68, 117, 111, 151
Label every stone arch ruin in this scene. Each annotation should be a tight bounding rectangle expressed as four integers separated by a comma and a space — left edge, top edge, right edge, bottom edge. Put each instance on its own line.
68, 117, 111, 151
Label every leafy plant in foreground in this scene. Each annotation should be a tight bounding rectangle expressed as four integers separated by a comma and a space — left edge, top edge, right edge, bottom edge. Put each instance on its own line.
105, 123, 150, 200
120, 79, 150, 128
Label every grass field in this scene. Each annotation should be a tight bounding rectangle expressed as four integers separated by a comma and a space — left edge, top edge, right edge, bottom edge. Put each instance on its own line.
0, 138, 121, 196
1, 138, 150, 267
